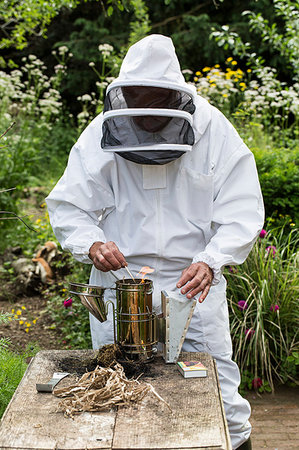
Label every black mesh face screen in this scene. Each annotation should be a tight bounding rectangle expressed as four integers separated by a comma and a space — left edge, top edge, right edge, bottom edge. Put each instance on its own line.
104, 86, 195, 114
116, 150, 186, 165
101, 115, 194, 148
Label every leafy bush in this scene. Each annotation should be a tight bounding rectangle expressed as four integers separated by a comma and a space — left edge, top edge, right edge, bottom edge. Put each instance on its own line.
253, 143, 299, 224
226, 224, 299, 392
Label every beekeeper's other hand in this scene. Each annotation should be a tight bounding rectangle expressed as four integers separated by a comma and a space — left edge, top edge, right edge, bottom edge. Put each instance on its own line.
88, 241, 127, 272
176, 262, 213, 303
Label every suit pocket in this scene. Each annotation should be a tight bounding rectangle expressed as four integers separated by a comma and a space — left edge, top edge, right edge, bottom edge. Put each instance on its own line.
178, 167, 214, 225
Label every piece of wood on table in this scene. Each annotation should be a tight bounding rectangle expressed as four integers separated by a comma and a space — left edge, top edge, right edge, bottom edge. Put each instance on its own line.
112, 352, 231, 450
0, 350, 115, 450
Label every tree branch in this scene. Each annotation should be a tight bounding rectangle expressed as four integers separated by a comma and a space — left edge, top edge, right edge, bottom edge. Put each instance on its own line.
151, 2, 211, 29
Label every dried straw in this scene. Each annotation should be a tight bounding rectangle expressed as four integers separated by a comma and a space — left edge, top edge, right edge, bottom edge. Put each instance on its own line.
53, 363, 171, 417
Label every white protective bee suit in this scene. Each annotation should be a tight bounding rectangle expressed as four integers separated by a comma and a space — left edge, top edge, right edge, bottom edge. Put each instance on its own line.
46, 35, 264, 449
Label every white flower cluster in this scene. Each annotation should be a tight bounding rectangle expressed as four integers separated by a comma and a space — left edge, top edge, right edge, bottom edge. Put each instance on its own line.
98, 43, 114, 58
0, 54, 65, 133
243, 67, 299, 119
76, 91, 103, 130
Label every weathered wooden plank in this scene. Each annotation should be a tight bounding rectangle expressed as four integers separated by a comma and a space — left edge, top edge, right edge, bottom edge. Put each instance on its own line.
0, 350, 115, 450
0, 350, 231, 450
112, 352, 231, 449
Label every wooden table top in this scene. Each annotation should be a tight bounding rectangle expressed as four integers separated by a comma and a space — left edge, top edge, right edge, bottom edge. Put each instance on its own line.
0, 350, 231, 450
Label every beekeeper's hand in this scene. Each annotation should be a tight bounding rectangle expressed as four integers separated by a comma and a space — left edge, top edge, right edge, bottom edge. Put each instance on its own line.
88, 241, 127, 272
176, 262, 213, 303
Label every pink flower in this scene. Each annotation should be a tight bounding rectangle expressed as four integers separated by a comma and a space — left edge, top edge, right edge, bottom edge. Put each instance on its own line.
238, 300, 248, 311
270, 304, 279, 312
259, 229, 267, 238
252, 377, 263, 389
245, 328, 255, 339
63, 297, 73, 308
266, 245, 277, 257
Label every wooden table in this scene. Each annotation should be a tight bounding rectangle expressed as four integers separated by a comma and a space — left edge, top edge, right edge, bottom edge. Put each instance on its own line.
0, 350, 231, 450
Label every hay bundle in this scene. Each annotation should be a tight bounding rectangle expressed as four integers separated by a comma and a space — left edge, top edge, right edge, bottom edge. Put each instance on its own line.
53, 363, 170, 417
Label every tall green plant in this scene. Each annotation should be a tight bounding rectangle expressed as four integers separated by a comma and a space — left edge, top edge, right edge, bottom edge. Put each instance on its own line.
226, 225, 299, 391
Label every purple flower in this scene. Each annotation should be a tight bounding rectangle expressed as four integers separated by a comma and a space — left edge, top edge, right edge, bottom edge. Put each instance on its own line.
270, 304, 279, 312
245, 328, 255, 339
63, 297, 73, 308
259, 229, 267, 238
266, 245, 277, 257
252, 377, 263, 389
228, 266, 238, 273
238, 300, 248, 311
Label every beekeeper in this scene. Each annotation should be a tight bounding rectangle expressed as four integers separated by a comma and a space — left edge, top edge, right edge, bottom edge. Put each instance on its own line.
46, 34, 264, 449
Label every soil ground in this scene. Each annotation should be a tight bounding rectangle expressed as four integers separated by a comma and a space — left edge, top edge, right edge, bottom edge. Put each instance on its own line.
0, 293, 65, 351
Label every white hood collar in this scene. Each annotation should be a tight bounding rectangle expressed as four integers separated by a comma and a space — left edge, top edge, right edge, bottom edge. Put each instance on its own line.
107, 34, 197, 98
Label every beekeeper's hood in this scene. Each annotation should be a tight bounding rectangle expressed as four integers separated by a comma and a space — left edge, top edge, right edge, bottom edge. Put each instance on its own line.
101, 34, 198, 165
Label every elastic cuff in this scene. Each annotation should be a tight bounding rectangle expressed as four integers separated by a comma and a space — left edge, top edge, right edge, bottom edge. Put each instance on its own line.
192, 253, 222, 285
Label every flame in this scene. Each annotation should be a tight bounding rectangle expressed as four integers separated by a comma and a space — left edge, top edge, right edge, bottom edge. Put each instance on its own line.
137, 266, 154, 283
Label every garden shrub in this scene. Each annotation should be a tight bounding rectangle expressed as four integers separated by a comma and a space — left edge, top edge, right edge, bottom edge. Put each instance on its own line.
253, 144, 299, 224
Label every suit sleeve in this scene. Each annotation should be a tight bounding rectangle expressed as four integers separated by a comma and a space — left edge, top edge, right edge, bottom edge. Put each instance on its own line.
46, 144, 115, 263
192, 143, 264, 284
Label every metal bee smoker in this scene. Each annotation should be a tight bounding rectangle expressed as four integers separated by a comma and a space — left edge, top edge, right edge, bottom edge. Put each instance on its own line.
69, 278, 196, 364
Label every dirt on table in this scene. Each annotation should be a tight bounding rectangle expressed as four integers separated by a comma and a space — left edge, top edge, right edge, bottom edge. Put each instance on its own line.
57, 344, 156, 379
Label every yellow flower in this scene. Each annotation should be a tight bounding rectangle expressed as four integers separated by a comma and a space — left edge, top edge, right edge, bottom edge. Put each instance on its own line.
215, 64, 220, 68
16, 309, 22, 315
223, 94, 228, 97
290, 223, 295, 227
25, 322, 31, 327
194, 77, 198, 82
195, 71, 201, 76
40, 202, 46, 208
247, 69, 252, 73
8, 317, 12, 321
210, 83, 216, 87
19, 320, 24, 325
25, 328, 29, 333
226, 57, 233, 62
35, 218, 41, 224
231, 61, 237, 66
239, 82, 246, 87
11, 309, 15, 313
202, 67, 210, 72
14, 315, 18, 319
22, 306, 26, 310
209, 78, 216, 83
33, 319, 37, 324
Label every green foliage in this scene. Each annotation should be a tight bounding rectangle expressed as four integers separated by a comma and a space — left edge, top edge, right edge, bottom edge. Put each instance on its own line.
253, 143, 299, 224
0, 0, 131, 51
46, 259, 91, 349
127, 0, 151, 46
0, 311, 40, 418
0, 342, 27, 417
210, 0, 299, 81
0, 0, 80, 50
226, 224, 299, 391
